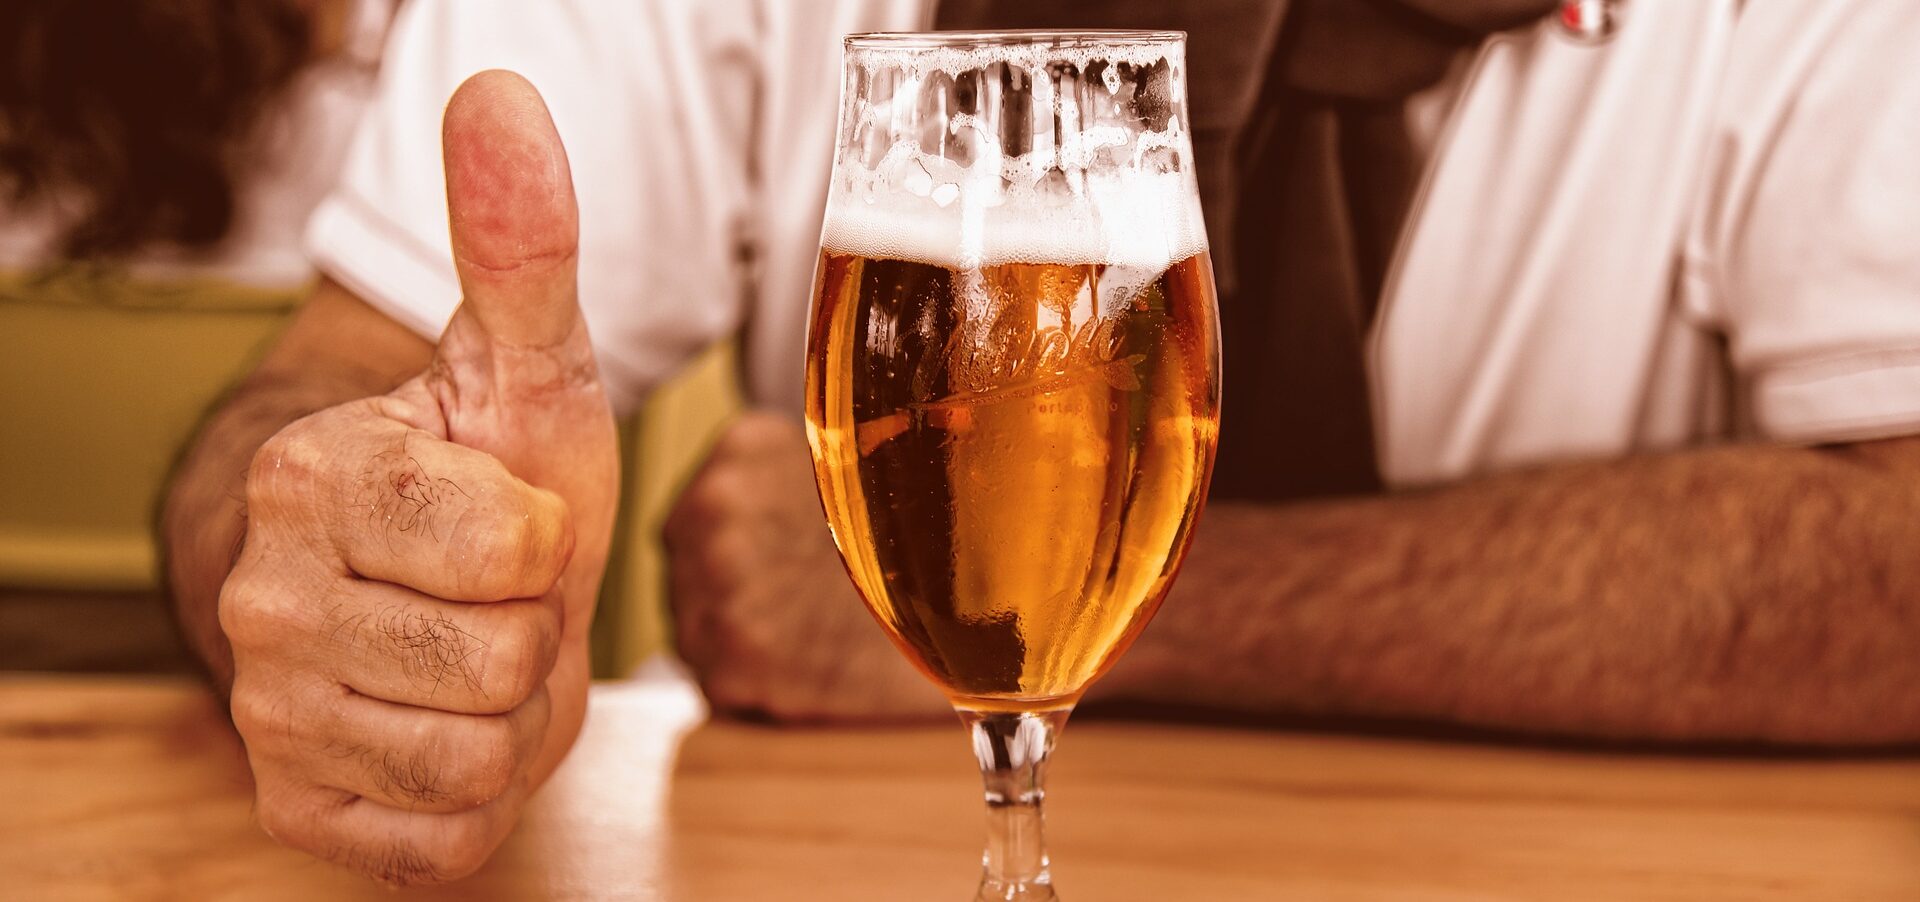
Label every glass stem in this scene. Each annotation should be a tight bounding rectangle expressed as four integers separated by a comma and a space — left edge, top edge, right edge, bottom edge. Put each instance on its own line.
959, 707, 1069, 901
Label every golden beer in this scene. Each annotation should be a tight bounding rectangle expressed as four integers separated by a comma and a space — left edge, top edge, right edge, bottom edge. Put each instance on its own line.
805, 249, 1220, 711
816, 28, 1213, 901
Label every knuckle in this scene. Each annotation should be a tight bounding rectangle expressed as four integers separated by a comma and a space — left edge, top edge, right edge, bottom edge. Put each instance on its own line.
454, 515, 519, 598
228, 686, 274, 741
452, 756, 516, 811
228, 680, 299, 748
246, 417, 332, 513
218, 563, 319, 654
484, 609, 559, 710
455, 489, 569, 599
415, 812, 500, 882
447, 718, 519, 806
216, 577, 269, 649
253, 790, 310, 850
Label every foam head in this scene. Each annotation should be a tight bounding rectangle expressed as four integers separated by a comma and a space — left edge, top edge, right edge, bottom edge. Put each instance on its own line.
823, 32, 1208, 272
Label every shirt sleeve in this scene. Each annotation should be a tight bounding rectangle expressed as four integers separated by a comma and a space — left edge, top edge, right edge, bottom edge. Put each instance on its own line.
1703, 2, 1920, 443
304, 0, 758, 414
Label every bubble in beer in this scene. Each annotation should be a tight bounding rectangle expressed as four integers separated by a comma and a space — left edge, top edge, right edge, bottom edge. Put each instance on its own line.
813, 36, 1221, 707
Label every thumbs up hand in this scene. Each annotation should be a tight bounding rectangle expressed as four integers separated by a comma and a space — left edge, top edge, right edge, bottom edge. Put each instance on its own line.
219, 71, 617, 886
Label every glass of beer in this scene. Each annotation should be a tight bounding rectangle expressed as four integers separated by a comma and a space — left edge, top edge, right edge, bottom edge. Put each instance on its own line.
805, 30, 1219, 900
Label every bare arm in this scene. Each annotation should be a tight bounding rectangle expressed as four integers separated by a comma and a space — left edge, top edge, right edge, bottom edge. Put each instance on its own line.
160, 278, 430, 692
1110, 436, 1920, 746
666, 417, 1920, 745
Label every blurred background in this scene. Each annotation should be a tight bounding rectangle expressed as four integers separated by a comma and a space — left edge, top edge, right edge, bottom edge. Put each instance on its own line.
0, 0, 740, 677
0, 0, 1469, 680
9, 0, 1920, 729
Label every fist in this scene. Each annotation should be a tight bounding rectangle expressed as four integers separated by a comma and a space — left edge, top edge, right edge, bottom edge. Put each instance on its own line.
220, 72, 618, 885
665, 413, 947, 722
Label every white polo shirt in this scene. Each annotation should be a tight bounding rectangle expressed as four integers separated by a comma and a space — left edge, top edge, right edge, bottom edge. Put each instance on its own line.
1376, 0, 1920, 485
305, 0, 927, 415
309, 0, 1920, 486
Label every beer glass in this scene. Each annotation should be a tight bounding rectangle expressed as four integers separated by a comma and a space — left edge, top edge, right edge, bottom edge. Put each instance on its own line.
804, 30, 1220, 900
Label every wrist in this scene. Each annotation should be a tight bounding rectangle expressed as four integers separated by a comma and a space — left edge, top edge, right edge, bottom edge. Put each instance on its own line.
159, 477, 244, 698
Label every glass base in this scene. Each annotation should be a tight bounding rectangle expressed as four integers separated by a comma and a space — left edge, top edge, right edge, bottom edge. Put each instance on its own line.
976, 878, 1060, 900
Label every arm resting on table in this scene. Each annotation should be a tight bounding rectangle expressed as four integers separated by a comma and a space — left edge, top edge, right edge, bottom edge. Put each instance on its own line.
1112, 436, 1920, 746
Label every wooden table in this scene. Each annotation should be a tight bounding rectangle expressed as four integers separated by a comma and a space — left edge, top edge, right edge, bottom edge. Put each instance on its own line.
4, 673, 1918, 900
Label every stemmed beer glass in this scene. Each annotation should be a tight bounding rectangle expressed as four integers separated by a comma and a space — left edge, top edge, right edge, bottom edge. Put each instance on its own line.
803, 30, 1220, 900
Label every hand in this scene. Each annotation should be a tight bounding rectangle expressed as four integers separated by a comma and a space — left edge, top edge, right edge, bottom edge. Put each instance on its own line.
218, 71, 618, 885
665, 413, 948, 723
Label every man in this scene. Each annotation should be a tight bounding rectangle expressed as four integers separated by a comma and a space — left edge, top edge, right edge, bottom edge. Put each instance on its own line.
676, 0, 1920, 741
163, 0, 1920, 886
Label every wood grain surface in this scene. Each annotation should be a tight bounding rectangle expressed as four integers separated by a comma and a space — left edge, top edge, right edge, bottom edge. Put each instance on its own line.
3, 673, 1917, 900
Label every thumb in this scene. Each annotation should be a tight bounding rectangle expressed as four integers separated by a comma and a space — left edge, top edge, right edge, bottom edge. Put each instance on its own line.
442, 69, 584, 356
423, 69, 614, 510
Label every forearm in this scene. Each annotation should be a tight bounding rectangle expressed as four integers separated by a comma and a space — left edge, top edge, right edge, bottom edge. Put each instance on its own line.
1112, 438, 1920, 745
160, 281, 430, 692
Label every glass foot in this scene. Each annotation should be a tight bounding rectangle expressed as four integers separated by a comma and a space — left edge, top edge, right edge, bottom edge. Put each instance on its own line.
975, 876, 1060, 901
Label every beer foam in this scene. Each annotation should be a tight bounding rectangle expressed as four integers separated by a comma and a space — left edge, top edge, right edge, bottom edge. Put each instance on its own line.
825, 34, 1209, 272
823, 167, 1206, 271
842, 34, 1184, 81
